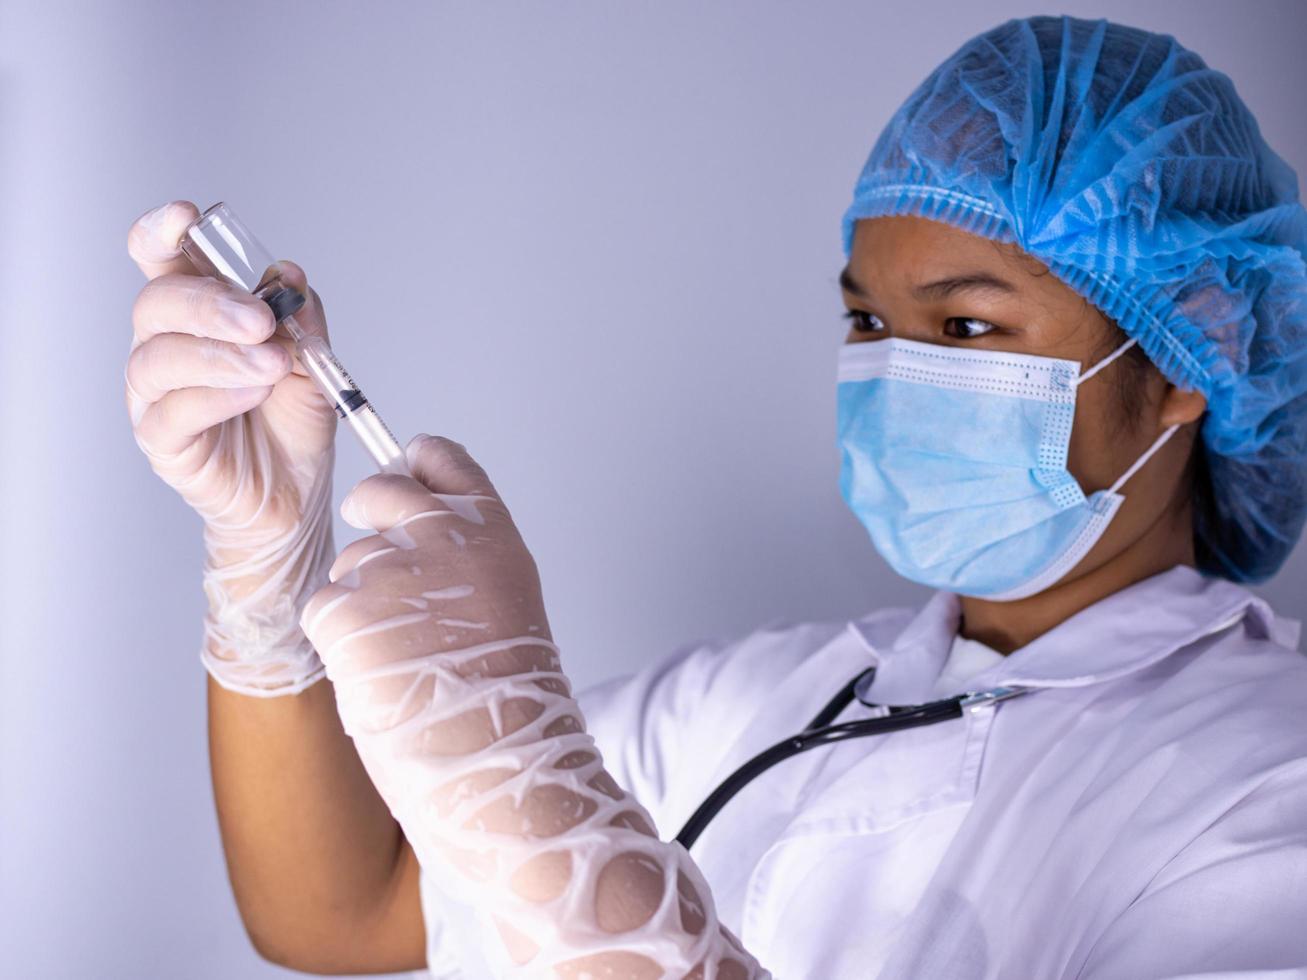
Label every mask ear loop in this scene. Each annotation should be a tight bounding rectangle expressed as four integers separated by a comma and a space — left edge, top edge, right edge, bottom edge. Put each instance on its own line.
1074, 335, 1140, 386
1070, 334, 1183, 495
1107, 423, 1182, 494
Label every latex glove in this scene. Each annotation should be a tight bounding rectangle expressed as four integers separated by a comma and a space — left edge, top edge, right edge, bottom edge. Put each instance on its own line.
126, 200, 338, 696
301, 434, 767, 979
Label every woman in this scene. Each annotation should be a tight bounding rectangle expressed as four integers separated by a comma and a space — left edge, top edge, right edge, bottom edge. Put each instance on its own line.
125, 13, 1307, 979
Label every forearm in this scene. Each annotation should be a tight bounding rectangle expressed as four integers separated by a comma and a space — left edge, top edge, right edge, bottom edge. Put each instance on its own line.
327, 636, 769, 978
207, 658, 424, 972
300, 435, 767, 975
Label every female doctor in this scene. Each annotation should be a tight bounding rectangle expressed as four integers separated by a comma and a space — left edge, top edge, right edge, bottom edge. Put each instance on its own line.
124, 14, 1307, 980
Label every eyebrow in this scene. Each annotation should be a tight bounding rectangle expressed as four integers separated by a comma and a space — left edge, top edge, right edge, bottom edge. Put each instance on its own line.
838, 265, 1018, 301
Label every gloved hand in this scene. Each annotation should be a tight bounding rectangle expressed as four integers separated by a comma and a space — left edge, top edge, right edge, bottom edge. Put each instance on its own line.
301, 434, 766, 978
126, 200, 338, 696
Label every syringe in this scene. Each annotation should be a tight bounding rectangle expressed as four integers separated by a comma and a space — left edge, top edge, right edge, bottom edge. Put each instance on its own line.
180, 202, 410, 476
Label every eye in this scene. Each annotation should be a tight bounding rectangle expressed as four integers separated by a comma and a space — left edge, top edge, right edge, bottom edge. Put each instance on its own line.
842, 310, 886, 335
945, 317, 998, 339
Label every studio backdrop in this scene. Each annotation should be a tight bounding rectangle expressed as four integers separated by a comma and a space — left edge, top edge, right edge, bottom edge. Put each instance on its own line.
2, 2, 1304, 977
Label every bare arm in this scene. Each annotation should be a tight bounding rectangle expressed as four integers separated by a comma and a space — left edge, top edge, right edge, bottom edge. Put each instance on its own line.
207, 661, 426, 973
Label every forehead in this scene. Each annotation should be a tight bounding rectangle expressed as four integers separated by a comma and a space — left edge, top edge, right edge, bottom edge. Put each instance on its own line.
848, 215, 1052, 291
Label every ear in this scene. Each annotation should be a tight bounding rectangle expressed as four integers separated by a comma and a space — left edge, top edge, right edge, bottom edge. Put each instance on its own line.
1159, 383, 1207, 427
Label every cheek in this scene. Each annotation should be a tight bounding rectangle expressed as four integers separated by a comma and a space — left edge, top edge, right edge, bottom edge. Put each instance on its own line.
1066, 385, 1131, 491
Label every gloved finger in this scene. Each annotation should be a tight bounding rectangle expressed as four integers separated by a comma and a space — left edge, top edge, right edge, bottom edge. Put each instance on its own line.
339, 473, 451, 532
300, 580, 413, 657
302, 586, 471, 675
125, 332, 291, 404
270, 259, 331, 345
328, 535, 399, 584
406, 434, 501, 499
260, 262, 332, 380
133, 384, 275, 458
300, 580, 351, 646
127, 200, 201, 281
132, 273, 275, 348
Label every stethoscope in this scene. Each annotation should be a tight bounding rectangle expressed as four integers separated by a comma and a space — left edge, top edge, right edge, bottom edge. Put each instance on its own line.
673, 665, 1034, 850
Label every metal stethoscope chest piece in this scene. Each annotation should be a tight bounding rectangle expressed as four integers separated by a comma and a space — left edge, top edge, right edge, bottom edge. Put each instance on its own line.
672, 665, 1033, 851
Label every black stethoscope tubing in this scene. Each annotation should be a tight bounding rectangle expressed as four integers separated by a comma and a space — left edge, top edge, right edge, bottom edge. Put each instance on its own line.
673, 666, 1032, 850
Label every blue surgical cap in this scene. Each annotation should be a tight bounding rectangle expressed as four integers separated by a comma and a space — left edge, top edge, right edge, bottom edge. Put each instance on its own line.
840, 14, 1307, 584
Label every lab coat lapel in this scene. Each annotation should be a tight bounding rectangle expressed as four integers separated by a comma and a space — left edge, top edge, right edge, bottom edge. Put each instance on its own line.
965, 564, 1286, 689
850, 588, 962, 705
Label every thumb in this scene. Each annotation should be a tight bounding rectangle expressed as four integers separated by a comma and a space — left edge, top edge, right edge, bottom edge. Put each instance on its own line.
270, 259, 330, 345
406, 434, 501, 500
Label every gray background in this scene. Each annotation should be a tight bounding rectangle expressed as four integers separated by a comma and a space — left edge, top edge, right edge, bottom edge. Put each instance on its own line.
3, 1, 1304, 977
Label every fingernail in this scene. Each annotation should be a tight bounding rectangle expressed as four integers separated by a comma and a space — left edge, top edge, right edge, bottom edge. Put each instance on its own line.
341, 495, 364, 527
219, 296, 269, 337
128, 203, 188, 263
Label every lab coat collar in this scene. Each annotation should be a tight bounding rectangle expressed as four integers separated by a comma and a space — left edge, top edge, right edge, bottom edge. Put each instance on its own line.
849, 564, 1300, 705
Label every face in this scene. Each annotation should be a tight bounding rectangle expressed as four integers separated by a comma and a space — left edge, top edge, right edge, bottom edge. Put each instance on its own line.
839, 215, 1205, 584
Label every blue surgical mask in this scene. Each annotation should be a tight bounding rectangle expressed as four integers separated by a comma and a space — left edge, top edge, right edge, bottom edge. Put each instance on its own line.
836, 335, 1181, 600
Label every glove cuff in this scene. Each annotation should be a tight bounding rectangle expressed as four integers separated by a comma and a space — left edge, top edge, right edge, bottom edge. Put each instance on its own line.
198, 457, 335, 698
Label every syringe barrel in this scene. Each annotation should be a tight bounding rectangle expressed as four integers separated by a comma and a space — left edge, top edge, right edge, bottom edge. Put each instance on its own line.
297, 334, 409, 475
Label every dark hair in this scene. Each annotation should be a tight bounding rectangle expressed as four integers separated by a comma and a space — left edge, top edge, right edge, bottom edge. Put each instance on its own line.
1096, 322, 1156, 439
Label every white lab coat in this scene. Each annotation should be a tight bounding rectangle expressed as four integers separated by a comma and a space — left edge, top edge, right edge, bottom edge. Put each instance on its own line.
418, 564, 1307, 978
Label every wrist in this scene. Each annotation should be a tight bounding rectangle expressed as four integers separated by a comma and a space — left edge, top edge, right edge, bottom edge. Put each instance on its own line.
201, 631, 326, 697
199, 516, 336, 699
